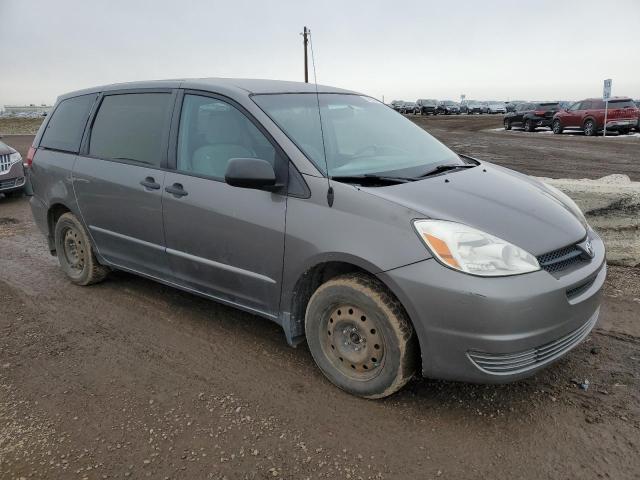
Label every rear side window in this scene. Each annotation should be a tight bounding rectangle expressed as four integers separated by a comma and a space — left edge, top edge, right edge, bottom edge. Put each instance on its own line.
608, 99, 636, 109
40, 94, 97, 152
89, 93, 173, 167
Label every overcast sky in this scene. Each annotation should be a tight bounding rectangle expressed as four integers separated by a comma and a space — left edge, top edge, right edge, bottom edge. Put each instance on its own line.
1, 0, 639, 107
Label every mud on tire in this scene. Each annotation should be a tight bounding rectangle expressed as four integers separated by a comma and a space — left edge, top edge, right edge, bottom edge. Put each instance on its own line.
305, 273, 418, 399
54, 212, 109, 286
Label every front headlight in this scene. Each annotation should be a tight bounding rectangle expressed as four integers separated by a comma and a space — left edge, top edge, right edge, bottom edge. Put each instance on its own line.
541, 183, 588, 228
413, 220, 540, 277
9, 152, 22, 165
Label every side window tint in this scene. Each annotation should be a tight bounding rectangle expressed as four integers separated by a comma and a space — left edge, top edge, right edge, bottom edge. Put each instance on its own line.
569, 102, 581, 111
177, 94, 277, 179
582, 101, 592, 110
89, 93, 172, 167
40, 94, 97, 152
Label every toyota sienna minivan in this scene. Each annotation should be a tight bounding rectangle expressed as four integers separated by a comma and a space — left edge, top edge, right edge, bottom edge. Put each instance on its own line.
27, 78, 605, 398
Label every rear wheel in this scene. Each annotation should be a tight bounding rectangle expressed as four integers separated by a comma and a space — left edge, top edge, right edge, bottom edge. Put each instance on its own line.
504, 119, 512, 130
524, 119, 535, 132
54, 212, 109, 286
583, 119, 596, 136
552, 119, 563, 134
305, 274, 418, 399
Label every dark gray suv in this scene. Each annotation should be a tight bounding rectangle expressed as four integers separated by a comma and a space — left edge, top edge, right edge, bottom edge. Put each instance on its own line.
27, 79, 606, 398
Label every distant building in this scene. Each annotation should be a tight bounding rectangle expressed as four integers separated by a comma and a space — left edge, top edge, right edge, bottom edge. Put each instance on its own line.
2, 104, 52, 116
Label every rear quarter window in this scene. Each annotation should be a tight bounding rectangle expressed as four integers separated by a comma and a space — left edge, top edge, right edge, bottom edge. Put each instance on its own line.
39, 94, 97, 152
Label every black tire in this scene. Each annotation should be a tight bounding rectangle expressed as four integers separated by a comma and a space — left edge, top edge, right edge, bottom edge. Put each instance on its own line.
583, 119, 596, 136
552, 119, 563, 134
305, 273, 418, 399
504, 119, 512, 130
524, 119, 535, 132
54, 212, 109, 286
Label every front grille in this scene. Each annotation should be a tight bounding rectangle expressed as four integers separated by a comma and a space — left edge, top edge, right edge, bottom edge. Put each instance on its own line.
467, 312, 598, 375
537, 244, 585, 273
0, 154, 11, 173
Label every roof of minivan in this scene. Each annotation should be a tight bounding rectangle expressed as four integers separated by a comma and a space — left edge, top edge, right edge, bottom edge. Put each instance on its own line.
57, 78, 359, 101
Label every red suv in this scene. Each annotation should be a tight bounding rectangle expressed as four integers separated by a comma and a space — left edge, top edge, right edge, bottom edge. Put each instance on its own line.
552, 97, 639, 136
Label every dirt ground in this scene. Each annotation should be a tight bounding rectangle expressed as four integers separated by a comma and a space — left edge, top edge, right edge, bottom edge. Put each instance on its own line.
0, 118, 44, 136
1, 117, 639, 479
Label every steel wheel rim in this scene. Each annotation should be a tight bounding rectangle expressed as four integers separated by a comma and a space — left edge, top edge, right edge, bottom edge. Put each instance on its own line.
321, 305, 385, 381
62, 226, 86, 273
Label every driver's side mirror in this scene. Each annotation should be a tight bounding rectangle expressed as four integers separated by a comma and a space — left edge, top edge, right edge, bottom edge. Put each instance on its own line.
225, 158, 277, 190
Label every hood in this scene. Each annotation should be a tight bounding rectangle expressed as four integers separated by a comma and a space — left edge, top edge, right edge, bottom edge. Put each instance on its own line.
0, 140, 15, 156
361, 163, 586, 256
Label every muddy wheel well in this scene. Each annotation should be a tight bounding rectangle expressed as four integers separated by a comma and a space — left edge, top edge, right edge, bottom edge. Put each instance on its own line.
47, 204, 71, 253
290, 262, 368, 335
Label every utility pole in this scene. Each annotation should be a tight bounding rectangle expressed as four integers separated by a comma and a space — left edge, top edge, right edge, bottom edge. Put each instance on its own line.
302, 26, 309, 83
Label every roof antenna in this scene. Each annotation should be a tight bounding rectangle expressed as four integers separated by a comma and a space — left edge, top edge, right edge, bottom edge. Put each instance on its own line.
307, 27, 334, 207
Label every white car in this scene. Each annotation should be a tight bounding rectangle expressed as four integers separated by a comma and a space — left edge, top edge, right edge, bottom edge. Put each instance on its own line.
486, 102, 507, 114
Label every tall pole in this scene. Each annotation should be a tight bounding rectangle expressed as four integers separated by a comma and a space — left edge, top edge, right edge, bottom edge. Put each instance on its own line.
303, 26, 309, 83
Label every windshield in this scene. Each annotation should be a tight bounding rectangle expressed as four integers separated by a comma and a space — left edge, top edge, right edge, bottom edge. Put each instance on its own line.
253, 93, 460, 177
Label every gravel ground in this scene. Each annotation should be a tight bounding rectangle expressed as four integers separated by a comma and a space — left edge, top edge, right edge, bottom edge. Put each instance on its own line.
408, 113, 640, 181
1, 117, 639, 479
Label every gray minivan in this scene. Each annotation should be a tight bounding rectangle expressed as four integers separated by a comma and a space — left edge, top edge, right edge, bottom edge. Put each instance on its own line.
28, 78, 605, 398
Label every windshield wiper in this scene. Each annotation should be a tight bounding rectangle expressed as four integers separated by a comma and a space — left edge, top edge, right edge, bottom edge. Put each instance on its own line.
330, 174, 415, 185
418, 164, 476, 178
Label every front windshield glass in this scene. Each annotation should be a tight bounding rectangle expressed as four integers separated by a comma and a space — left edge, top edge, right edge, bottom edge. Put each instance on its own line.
252, 93, 460, 177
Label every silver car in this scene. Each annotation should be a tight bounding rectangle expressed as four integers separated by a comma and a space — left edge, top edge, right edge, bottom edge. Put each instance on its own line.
486, 101, 507, 114
27, 79, 605, 398
0, 139, 26, 197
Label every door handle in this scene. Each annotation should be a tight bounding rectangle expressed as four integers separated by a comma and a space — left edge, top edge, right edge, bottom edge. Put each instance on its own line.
165, 183, 188, 198
140, 177, 161, 190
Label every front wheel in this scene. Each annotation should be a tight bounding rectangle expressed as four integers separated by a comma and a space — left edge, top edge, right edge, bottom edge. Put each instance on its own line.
552, 119, 563, 134
305, 274, 418, 399
54, 212, 109, 286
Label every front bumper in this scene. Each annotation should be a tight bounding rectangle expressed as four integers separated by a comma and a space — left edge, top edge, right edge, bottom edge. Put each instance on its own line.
379, 230, 606, 383
0, 161, 26, 192
530, 116, 554, 127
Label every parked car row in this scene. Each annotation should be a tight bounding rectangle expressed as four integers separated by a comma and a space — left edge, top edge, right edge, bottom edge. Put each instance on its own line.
391, 99, 507, 115
504, 97, 640, 135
